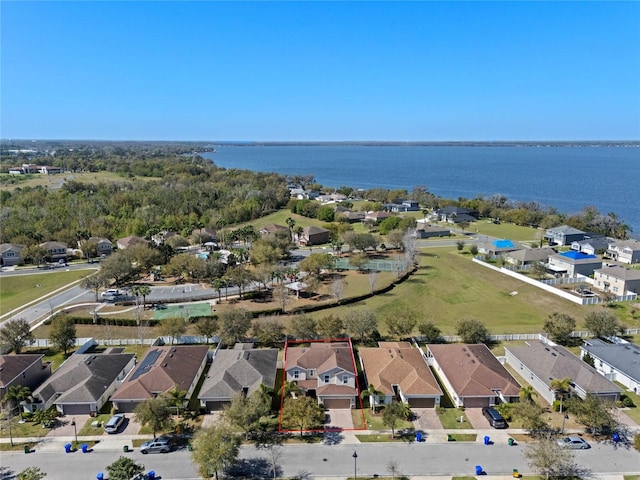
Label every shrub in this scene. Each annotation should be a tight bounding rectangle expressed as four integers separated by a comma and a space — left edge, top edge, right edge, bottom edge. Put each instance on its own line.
619, 395, 635, 408
634, 433, 640, 452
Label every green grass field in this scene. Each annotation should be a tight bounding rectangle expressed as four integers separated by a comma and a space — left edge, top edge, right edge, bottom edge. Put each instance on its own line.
153, 302, 212, 320
0, 270, 93, 316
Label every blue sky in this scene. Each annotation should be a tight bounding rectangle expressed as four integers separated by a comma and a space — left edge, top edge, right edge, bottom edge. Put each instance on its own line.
2, 1, 639, 141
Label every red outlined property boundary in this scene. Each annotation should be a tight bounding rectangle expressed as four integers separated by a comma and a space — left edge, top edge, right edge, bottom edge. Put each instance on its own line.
278, 337, 368, 433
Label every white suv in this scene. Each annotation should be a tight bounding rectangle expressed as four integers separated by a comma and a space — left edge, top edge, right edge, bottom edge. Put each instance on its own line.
101, 289, 120, 298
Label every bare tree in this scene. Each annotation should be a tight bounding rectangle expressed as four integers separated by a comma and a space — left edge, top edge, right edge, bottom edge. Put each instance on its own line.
331, 276, 346, 304
368, 269, 377, 294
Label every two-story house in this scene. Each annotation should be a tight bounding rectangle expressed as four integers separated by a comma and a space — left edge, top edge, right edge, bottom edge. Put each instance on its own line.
606, 239, 640, 265
285, 341, 358, 409
0, 244, 25, 267
547, 250, 602, 277
593, 266, 640, 295
39, 241, 68, 263
0, 355, 52, 407
543, 225, 587, 246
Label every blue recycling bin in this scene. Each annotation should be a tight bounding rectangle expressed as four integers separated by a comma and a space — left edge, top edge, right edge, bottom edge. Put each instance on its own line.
97, 474, 104, 480
613, 433, 620, 443
81, 443, 89, 453
65, 443, 72, 453
416, 432, 423, 442
484, 435, 490, 445
147, 471, 156, 480
476, 465, 483, 475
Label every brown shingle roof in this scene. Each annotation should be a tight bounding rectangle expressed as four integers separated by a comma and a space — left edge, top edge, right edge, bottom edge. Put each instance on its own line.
427, 344, 520, 397
359, 346, 442, 397
286, 342, 354, 376
112, 346, 208, 401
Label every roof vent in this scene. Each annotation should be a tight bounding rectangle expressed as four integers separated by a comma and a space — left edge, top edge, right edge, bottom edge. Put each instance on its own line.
172, 348, 177, 352
169, 354, 173, 357
163, 363, 168, 367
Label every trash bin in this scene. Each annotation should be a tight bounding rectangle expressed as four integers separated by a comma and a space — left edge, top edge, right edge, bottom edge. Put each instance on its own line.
613, 433, 620, 443
508, 437, 515, 446
81, 443, 89, 453
447, 434, 454, 441
65, 443, 73, 453
147, 471, 156, 480
187, 443, 193, 451
123, 445, 129, 452
475, 465, 483, 475
484, 435, 490, 445
416, 432, 423, 442
24, 445, 30, 454
513, 468, 520, 478
97, 473, 104, 480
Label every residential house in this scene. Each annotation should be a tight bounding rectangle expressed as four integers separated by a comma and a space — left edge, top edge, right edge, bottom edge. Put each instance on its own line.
425, 344, 520, 407
364, 211, 393, 223
593, 266, 640, 295
386, 200, 420, 213
116, 236, 148, 250
317, 193, 347, 203
285, 341, 358, 409
289, 188, 320, 200
151, 230, 178, 246
335, 209, 366, 224
0, 243, 25, 267
359, 342, 443, 408
37, 166, 63, 175
198, 344, 278, 411
435, 206, 478, 224
78, 237, 113, 258
543, 225, 587, 246
571, 236, 612, 256
0, 355, 51, 406
31, 353, 135, 415
478, 239, 523, 256
414, 224, 451, 239
299, 226, 330, 246
505, 340, 621, 404
503, 247, 555, 267
547, 251, 602, 277
606, 239, 640, 264
581, 339, 640, 394
259, 224, 289, 236
39, 241, 68, 262
110, 346, 209, 413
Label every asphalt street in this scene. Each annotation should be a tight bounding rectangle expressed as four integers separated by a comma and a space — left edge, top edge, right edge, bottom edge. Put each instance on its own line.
1, 440, 639, 479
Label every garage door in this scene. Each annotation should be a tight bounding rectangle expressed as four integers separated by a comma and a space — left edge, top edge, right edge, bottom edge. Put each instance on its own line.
322, 398, 351, 409
205, 401, 228, 412
60, 404, 91, 415
408, 397, 435, 408
463, 397, 489, 408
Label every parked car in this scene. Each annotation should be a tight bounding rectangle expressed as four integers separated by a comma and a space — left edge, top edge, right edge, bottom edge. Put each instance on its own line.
482, 406, 507, 429
140, 436, 172, 454
556, 436, 590, 449
105, 413, 126, 434
101, 289, 121, 298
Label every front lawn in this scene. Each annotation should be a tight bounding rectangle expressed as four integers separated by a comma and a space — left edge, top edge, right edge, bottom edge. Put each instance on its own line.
436, 408, 471, 429
359, 409, 413, 431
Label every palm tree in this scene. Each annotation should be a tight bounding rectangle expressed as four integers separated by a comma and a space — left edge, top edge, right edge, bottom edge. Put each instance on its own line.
167, 384, 187, 415
550, 377, 572, 432
279, 380, 302, 399
286, 217, 296, 240
258, 383, 274, 407
519, 385, 537, 404
360, 384, 382, 412
3, 385, 31, 414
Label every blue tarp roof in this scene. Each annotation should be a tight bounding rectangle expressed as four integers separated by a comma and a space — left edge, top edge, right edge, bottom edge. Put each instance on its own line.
560, 250, 597, 260
493, 239, 515, 249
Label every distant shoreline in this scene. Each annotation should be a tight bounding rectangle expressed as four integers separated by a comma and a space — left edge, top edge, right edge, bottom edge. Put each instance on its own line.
211, 140, 640, 148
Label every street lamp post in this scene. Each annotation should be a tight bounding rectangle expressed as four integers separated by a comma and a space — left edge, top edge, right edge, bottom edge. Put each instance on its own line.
352, 451, 358, 479
71, 418, 77, 443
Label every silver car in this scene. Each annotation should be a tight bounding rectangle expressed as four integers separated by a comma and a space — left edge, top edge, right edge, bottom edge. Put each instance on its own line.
556, 436, 590, 449
139, 436, 172, 454
104, 414, 125, 434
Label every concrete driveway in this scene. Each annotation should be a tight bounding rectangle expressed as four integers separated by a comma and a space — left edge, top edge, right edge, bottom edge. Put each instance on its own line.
46, 414, 91, 438
464, 407, 490, 429
412, 408, 443, 431
324, 409, 354, 430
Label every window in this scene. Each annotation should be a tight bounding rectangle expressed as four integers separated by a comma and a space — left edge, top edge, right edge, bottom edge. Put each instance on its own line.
293, 370, 299, 379
342, 375, 349, 384
308, 369, 315, 377
323, 374, 330, 383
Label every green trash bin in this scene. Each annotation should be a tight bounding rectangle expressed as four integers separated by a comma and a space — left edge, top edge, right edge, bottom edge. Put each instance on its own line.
508, 438, 515, 446
24, 445, 30, 454
123, 445, 129, 452
513, 468, 520, 478
187, 443, 193, 451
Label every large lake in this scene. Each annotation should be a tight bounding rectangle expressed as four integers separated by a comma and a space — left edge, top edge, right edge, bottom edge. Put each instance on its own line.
200, 145, 639, 234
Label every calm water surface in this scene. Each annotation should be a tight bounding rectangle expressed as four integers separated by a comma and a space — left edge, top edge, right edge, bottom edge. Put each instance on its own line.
201, 146, 640, 234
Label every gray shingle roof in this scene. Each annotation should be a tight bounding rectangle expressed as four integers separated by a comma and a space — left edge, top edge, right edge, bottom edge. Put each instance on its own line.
582, 340, 640, 384
0, 354, 44, 387
198, 347, 278, 401
505, 341, 621, 395
33, 353, 134, 405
